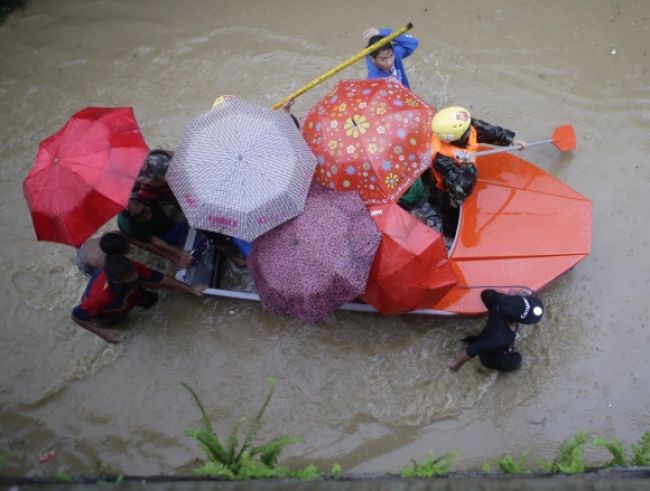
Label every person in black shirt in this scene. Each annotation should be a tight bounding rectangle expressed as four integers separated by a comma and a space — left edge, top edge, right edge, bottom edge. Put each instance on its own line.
448, 289, 544, 372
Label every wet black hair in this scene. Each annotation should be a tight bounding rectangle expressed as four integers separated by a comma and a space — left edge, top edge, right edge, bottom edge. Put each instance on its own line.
367, 35, 393, 58
99, 233, 129, 255
104, 254, 135, 281
142, 149, 173, 178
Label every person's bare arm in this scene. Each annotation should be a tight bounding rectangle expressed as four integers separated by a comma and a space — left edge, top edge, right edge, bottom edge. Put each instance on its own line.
448, 350, 472, 372
127, 236, 192, 268
71, 315, 123, 344
141, 275, 207, 297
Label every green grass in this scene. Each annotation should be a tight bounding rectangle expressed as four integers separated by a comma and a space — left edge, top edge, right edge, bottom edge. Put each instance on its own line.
494, 450, 531, 474
631, 431, 650, 466
538, 432, 587, 474
51, 471, 73, 482
592, 436, 626, 467
400, 450, 459, 478
182, 377, 322, 480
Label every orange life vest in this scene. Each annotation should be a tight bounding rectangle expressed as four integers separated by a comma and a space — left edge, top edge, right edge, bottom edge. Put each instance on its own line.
430, 126, 478, 190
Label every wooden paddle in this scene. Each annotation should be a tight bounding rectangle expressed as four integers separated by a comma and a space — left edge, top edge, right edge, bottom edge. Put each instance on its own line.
455, 125, 576, 161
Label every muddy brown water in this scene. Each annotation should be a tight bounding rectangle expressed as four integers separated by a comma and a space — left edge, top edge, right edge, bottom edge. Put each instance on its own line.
1, 0, 649, 477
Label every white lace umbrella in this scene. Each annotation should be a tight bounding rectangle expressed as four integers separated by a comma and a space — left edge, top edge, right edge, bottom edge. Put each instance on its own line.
167, 98, 317, 241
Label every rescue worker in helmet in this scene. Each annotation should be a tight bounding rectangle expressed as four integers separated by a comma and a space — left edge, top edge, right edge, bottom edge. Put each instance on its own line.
426, 107, 527, 236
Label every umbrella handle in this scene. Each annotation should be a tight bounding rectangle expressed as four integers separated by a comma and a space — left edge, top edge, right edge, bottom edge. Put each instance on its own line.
271, 22, 414, 110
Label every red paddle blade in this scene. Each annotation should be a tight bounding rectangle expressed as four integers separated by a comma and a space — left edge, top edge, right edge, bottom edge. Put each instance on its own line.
552, 125, 576, 151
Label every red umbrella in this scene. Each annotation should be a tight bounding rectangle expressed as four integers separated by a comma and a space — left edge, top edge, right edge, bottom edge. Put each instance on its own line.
301, 78, 435, 205
361, 202, 458, 315
23, 107, 149, 247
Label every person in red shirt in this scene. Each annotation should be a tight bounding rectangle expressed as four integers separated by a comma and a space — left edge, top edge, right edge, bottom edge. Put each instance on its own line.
71, 255, 206, 344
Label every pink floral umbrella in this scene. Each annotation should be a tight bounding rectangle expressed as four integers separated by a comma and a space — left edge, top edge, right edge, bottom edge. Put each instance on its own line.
248, 184, 381, 323
301, 78, 435, 205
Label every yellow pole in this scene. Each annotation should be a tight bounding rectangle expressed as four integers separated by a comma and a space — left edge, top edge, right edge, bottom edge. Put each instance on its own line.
271, 23, 413, 110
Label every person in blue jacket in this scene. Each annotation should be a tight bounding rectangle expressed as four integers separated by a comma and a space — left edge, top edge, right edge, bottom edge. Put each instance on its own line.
362, 26, 419, 88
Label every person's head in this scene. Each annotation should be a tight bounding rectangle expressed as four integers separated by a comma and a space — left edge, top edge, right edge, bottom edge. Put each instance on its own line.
431, 106, 472, 143
140, 149, 173, 185
482, 289, 544, 324
104, 254, 138, 285
367, 35, 395, 72
126, 197, 152, 222
99, 232, 130, 255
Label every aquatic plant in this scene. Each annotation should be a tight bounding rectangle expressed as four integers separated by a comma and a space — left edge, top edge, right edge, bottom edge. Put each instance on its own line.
630, 431, 650, 466
182, 377, 321, 480
592, 436, 626, 467
0, 452, 8, 469
400, 450, 459, 478
538, 432, 587, 474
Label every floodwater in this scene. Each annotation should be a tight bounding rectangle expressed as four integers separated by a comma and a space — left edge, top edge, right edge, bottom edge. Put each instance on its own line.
1, 0, 649, 477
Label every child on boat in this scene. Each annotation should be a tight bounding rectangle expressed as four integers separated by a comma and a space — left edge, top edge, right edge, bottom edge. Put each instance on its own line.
362, 26, 419, 88
448, 289, 544, 372
426, 106, 527, 236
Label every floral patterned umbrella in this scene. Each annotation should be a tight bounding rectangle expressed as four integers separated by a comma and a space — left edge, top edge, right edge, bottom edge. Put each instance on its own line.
361, 202, 458, 315
248, 184, 381, 323
301, 78, 435, 205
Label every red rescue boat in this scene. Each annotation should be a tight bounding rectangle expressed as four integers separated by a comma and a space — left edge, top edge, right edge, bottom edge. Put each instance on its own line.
425, 148, 592, 315
179, 147, 591, 317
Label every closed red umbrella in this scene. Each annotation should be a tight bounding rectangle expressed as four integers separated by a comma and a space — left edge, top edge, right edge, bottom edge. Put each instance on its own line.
361, 202, 458, 315
23, 107, 149, 247
302, 78, 434, 205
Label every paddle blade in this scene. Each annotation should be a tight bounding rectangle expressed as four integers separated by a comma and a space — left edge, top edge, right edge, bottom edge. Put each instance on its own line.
552, 125, 576, 151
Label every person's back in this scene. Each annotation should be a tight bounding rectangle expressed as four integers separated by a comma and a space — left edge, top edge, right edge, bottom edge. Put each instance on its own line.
363, 27, 419, 88
448, 289, 544, 372
76, 232, 130, 277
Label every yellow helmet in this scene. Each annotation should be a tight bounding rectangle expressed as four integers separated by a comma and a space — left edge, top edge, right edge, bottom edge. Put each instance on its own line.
431, 106, 472, 143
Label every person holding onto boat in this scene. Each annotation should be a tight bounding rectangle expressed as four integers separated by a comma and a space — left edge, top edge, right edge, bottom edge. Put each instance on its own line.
117, 196, 192, 267
76, 232, 131, 277
427, 106, 527, 236
448, 289, 544, 372
362, 26, 419, 88
71, 254, 206, 344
